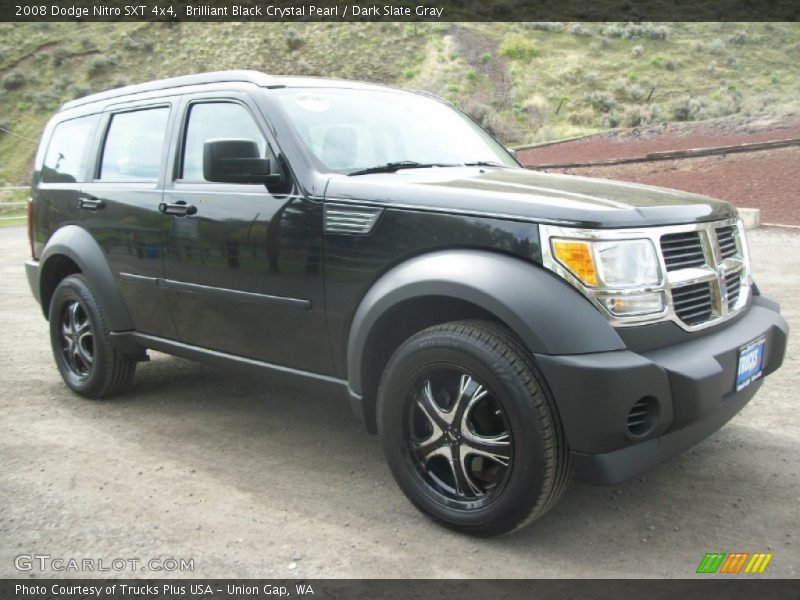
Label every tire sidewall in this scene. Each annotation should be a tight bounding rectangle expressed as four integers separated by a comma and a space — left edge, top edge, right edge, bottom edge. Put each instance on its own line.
378, 328, 555, 534
48, 276, 109, 397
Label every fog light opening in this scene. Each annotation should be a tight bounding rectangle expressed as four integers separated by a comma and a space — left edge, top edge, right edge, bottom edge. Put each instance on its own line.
627, 396, 659, 438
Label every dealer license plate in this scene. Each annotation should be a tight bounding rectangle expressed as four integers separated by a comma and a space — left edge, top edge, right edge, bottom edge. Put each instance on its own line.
736, 336, 766, 391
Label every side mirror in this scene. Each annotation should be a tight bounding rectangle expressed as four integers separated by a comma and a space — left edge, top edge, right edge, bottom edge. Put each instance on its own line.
203, 139, 284, 185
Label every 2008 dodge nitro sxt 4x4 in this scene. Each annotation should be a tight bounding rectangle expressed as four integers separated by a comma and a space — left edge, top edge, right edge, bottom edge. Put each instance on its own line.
25, 71, 788, 535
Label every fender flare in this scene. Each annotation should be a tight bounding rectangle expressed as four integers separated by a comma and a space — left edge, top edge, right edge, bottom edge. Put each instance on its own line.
346, 249, 625, 398
38, 225, 134, 331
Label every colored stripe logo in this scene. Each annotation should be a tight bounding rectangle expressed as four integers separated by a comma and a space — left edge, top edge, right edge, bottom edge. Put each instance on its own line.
696, 552, 773, 574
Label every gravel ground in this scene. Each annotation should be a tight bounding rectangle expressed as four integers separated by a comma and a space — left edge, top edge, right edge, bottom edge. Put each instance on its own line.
0, 225, 797, 579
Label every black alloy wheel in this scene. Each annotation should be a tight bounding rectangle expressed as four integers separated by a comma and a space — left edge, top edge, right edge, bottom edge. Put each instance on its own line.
378, 320, 571, 536
49, 274, 136, 398
406, 368, 513, 509
58, 299, 95, 384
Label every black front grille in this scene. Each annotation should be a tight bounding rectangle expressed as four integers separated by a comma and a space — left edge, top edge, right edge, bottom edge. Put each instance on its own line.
672, 281, 714, 325
726, 271, 742, 309
716, 225, 738, 258
660, 231, 706, 271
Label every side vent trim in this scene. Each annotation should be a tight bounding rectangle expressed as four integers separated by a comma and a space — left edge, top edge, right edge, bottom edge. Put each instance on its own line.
324, 204, 383, 235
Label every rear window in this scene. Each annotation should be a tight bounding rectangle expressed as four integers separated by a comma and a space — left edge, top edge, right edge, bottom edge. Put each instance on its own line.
99, 107, 169, 181
41, 114, 99, 184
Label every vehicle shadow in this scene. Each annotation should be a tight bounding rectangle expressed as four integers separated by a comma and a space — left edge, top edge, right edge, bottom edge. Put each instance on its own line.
65, 352, 794, 575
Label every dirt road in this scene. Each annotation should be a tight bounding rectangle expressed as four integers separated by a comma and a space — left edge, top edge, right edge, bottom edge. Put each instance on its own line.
0, 225, 797, 578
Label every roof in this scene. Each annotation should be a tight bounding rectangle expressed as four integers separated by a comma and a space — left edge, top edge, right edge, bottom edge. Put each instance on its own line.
59, 70, 393, 111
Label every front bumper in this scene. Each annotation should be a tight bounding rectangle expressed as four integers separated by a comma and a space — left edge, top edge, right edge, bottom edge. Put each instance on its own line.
535, 295, 788, 484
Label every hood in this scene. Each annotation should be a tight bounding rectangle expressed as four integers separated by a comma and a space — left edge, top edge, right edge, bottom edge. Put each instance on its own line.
323, 167, 737, 228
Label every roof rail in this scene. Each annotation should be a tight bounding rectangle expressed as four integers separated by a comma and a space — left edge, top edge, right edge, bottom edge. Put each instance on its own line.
60, 70, 277, 110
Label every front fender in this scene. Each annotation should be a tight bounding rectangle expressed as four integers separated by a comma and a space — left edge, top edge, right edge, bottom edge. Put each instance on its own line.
346, 249, 625, 397
39, 225, 134, 331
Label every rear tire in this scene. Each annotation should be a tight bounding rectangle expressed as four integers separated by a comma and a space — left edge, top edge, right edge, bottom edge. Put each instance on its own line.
48, 274, 136, 399
377, 320, 571, 536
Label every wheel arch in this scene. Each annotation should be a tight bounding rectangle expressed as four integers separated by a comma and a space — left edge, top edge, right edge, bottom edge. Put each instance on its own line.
38, 225, 134, 331
346, 249, 625, 432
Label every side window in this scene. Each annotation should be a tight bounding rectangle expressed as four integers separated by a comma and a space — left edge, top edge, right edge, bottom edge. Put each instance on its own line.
99, 107, 169, 182
41, 114, 99, 183
181, 102, 267, 181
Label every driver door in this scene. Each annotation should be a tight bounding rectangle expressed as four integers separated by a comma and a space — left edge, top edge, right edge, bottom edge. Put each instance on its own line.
162, 94, 331, 375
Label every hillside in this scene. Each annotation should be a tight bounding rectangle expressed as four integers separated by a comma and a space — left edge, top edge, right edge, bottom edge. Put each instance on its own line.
1, 21, 799, 186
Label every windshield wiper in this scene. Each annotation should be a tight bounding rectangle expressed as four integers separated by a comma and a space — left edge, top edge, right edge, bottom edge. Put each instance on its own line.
462, 160, 505, 167
348, 161, 455, 176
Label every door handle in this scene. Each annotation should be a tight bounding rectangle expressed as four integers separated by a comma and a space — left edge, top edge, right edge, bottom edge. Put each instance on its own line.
77, 194, 105, 211
159, 201, 197, 217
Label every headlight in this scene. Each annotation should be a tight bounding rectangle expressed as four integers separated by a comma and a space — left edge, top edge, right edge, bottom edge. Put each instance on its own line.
543, 227, 666, 321
551, 238, 660, 288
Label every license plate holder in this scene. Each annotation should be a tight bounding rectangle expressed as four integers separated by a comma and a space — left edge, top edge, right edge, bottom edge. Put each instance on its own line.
736, 336, 766, 392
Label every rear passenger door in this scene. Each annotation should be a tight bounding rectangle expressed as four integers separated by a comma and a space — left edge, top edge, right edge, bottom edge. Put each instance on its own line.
79, 101, 175, 338
36, 114, 100, 247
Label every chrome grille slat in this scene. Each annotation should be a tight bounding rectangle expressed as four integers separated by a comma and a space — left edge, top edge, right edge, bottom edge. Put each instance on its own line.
660, 231, 706, 270
662, 222, 746, 328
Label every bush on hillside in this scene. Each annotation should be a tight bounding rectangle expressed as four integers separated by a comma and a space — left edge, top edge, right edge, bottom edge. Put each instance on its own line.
1, 71, 25, 91
285, 29, 304, 51
499, 34, 539, 62
585, 90, 616, 113
87, 55, 117, 76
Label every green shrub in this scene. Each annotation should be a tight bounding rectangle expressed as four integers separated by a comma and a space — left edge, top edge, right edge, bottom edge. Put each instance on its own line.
600, 112, 622, 128
568, 24, 594, 37
402, 68, 416, 79
87, 55, 117, 77
585, 90, 616, 113
466, 70, 477, 81
284, 29, 304, 51
663, 58, 677, 70
51, 48, 69, 67
499, 33, 539, 62
479, 52, 492, 63
670, 97, 704, 121
1, 71, 25, 91
623, 105, 659, 127
523, 22, 564, 33
728, 31, 748, 45
708, 38, 727, 55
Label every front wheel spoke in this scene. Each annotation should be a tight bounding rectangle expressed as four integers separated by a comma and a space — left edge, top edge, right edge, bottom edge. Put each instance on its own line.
68, 302, 81, 332
413, 433, 446, 463
462, 434, 511, 467
454, 375, 488, 428
66, 346, 80, 372
74, 319, 91, 336
76, 339, 94, 367
416, 380, 450, 430
450, 449, 483, 497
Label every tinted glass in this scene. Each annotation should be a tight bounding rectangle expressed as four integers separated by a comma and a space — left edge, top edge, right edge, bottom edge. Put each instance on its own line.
42, 114, 99, 184
181, 102, 267, 181
274, 89, 518, 173
99, 108, 169, 181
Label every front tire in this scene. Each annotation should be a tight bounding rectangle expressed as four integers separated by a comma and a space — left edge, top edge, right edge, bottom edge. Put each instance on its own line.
377, 320, 571, 536
48, 274, 136, 398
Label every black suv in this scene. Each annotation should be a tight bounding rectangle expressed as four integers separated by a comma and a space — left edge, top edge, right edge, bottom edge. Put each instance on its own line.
25, 71, 788, 535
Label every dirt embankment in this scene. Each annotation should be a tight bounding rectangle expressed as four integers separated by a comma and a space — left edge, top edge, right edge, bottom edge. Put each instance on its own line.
517, 117, 800, 226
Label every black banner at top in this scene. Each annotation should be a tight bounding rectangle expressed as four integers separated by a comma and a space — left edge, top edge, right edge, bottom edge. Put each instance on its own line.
2, 0, 798, 22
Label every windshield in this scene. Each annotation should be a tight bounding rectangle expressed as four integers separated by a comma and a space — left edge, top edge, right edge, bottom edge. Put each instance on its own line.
273, 88, 519, 174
